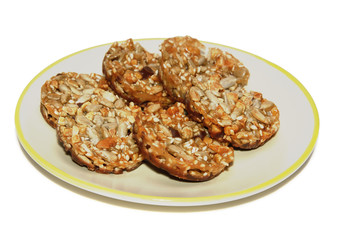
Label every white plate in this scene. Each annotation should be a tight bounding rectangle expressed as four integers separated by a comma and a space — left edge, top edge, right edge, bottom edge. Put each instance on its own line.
15, 39, 319, 206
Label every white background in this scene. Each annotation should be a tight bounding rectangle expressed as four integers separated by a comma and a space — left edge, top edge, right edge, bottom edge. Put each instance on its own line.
2, 0, 359, 239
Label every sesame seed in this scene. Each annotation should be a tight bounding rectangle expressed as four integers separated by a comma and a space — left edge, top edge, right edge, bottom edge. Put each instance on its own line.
237, 116, 244, 120
221, 161, 229, 166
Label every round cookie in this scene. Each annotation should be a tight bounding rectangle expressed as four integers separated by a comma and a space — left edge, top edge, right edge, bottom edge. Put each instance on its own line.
40, 72, 108, 128
56, 87, 144, 174
134, 102, 234, 181
103, 38, 173, 106
159, 36, 250, 102
187, 86, 280, 149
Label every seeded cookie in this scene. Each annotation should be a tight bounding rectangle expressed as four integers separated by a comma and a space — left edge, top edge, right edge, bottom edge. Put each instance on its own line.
134, 102, 234, 181
40, 72, 108, 128
56, 87, 144, 174
103, 39, 173, 106
159, 36, 250, 102
187, 86, 280, 149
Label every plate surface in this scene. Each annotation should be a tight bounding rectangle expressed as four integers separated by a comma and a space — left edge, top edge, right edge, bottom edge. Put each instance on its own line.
15, 39, 319, 206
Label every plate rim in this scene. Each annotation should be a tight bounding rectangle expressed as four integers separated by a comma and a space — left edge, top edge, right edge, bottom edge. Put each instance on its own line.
15, 38, 320, 206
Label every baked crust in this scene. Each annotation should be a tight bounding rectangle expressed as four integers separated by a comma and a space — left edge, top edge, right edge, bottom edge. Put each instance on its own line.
134, 102, 234, 181
103, 39, 173, 106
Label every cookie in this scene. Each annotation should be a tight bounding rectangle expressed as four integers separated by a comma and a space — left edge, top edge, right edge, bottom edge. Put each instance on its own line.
40, 72, 108, 128
56, 86, 144, 174
187, 86, 280, 149
103, 38, 173, 106
134, 102, 234, 181
159, 36, 250, 103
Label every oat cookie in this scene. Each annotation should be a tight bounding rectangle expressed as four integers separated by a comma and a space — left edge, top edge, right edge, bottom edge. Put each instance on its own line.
103, 39, 173, 106
56, 87, 144, 174
187, 86, 280, 149
134, 102, 234, 181
40, 72, 108, 128
159, 36, 250, 102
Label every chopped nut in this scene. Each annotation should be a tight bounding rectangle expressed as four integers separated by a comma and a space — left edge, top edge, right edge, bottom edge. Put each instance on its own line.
96, 137, 118, 149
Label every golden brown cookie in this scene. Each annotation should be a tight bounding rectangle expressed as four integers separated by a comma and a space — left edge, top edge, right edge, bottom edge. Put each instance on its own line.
40, 72, 108, 128
103, 39, 173, 106
187, 86, 280, 149
56, 86, 144, 174
134, 102, 234, 181
159, 36, 250, 103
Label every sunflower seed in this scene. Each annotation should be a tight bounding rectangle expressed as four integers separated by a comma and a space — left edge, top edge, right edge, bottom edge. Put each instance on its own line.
220, 76, 237, 89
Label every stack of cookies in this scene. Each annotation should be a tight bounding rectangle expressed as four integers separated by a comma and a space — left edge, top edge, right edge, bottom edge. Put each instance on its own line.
40, 36, 280, 181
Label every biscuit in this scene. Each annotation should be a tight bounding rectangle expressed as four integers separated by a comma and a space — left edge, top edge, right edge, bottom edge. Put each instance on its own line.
40, 72, 108, 128
134, 102, 234, 181
159, 36, 250, 103
103, 39, 173, 106
56, 86, 144, 174
187, 86, 280, 149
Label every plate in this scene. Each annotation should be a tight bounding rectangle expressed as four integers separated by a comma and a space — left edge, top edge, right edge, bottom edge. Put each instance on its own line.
15, 38, 319, 206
